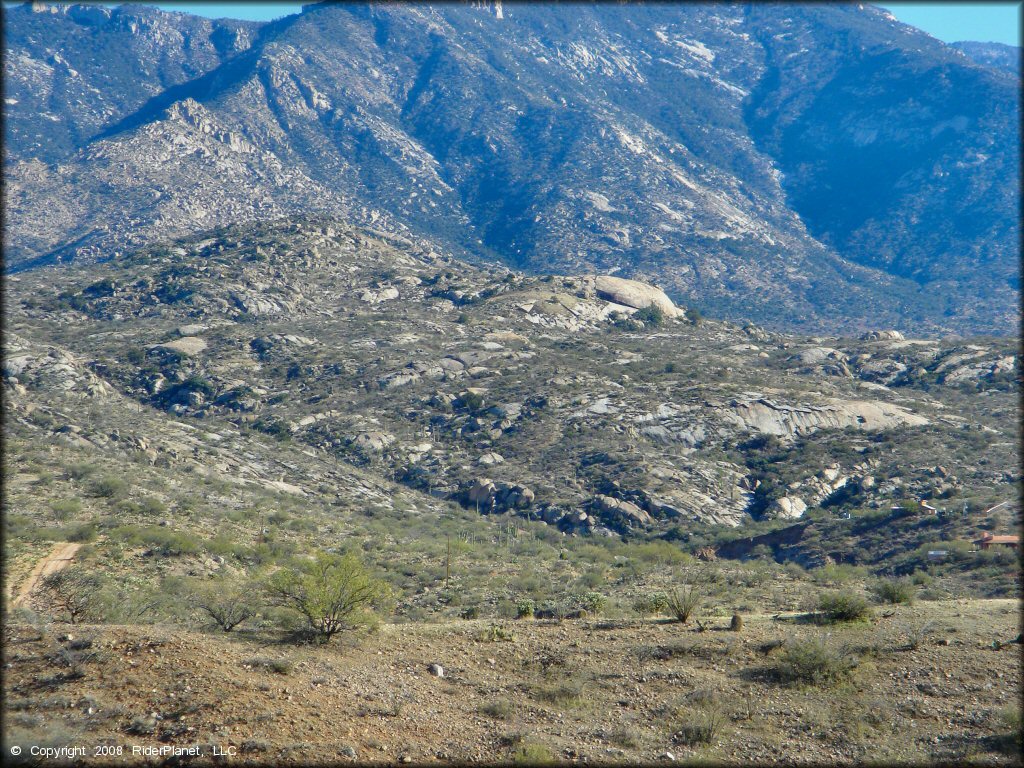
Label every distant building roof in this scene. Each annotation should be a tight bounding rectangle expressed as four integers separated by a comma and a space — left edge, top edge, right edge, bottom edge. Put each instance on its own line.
974, 533, 1020, 544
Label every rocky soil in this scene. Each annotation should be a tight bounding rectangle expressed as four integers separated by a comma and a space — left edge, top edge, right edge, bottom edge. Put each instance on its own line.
3, 599, 1020, 765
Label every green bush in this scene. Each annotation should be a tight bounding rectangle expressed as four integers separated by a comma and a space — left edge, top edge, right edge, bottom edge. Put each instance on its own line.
265, 552, 391, 642
817, 591, 872, 623
516, 599, 536, 619
632, 591, 670, 617
774, 638, 858, 686
66, 463, 98, 481
633, 304, 665, 327
512, 741, 555, 765
577, 592, 607, 616
871, 577, 916, 605
50, 498, 82, 522
138, 497, 167, 517
91, 475, 128, 499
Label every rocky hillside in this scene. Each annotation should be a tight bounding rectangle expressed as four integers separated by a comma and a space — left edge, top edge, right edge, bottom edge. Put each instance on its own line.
5, 218, 1018, 567
3, 2, 1019, 334
952, 41, 1021, 77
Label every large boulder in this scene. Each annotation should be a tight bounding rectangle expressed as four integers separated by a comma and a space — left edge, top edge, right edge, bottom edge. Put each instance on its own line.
860, 330, 905, 341
764, 496, 808, 520
593, 276, 684, 318
592, 494, 653, 529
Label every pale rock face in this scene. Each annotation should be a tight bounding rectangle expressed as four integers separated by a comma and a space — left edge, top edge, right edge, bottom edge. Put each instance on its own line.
726, 397, 928, 436
468, 478, 497, 505
765, 495, 807, 519
792, 346, 843, 365
359, 287, 399, 304
351, 431, 394, 452
154, 336, 207, 356
592, 275, 684, 318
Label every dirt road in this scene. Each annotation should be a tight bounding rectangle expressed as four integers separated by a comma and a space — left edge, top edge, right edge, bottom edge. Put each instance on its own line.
11, 541, 82, 608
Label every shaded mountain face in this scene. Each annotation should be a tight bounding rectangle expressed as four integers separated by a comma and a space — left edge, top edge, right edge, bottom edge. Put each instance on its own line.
3, 2, 1019, 334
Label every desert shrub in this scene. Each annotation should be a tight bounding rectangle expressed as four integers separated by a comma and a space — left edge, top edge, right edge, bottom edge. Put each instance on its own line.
817, 591, 872, 623
192, 579, 259, 632
111, 526, 200, 557
774, 638, 858, 686
38, 567, 104, 624
245, 657, 293, 675
138, 496, 167, 517
460, 391, 485, 413
994, 704, 1023, 756
632, 591, 670, 617
90, 475, 128, 499
66, 462, 98, 481
634, 304, 665, 327
673, 705, 725, 745
516, 599, 536, 619
265, 552, 390, 642
50, 498, 82, 522
480, 623, 516, 642
871, 577, 915, 605
480, 700, 515, 720
532, 680, 586, 708
685, 307, 703, 325
577, 592, 607, 616
66, 522, 98, 543
667, 585, 702, 624
903, 621, 936, 651
512, 741, 555, 764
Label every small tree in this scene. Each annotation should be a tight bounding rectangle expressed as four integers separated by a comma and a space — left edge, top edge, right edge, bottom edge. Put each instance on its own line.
265, 552, 389, 642
192, 580, 259, 632
39, 567, 103, 624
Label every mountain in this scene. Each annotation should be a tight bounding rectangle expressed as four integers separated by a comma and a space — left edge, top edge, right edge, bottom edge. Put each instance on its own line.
2, 2, 261, 163
2, 1, 1019, 334
952, 41, 1021, 77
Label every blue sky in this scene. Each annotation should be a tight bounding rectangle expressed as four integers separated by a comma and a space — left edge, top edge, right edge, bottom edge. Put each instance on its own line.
880, 3, 1021, 46
6, 2, 1021, 46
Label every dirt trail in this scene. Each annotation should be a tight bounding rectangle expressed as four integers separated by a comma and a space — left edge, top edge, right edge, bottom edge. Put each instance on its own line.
11, 542, 82, 608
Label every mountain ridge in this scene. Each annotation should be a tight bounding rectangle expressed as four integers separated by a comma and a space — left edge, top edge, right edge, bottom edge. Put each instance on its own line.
3, 1, 1019, 334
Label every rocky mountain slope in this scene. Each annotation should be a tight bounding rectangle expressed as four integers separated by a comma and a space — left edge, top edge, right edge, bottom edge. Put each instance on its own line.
5, 218, 1018, 559
3, 1, 1019, 334
952, 41, 1021, 77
